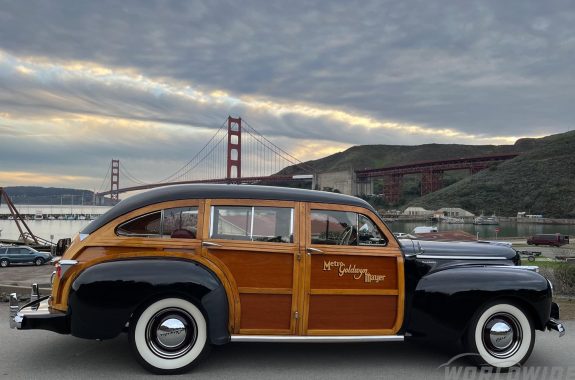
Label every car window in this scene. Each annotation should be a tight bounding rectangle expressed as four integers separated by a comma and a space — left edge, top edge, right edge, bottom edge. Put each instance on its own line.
210, 206, 293, 243
162, 207, 198, 239
310, 210, 356, 245
357, 214, 387, 246
311, 210, 387, 246
116, 207, 199, 239
0, 248, 6, 255
117, 211, 162, 237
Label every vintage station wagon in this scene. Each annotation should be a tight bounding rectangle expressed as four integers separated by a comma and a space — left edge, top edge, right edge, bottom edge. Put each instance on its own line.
9, 185, 565, 374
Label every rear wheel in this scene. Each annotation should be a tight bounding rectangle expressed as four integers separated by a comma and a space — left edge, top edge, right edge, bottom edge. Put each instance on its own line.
465, 301, 535, 368
129, 297, 210, 374
0, 258, 9, 267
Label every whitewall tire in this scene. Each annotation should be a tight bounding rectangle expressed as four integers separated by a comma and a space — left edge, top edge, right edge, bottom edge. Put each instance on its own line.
129, 298, 209, 374
466, 302, 535, 368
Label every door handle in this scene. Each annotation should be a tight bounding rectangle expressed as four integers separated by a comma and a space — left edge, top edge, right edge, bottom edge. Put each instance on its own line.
306, 247, 324, 255
202, 241, 223, 248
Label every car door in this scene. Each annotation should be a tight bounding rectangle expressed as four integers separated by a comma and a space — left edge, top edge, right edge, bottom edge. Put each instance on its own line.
300, 203, 404, 336
11, 247, 28, 263
201, 199, 301, 335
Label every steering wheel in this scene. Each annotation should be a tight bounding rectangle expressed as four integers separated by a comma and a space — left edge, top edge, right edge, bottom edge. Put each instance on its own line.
339, 225, 353, 245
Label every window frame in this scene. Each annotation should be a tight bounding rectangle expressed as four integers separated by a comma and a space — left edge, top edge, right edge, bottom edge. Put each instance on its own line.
206, 199, 298, 246
210, 205, 294, 244
307, 202, 398, 253
114, 203, 201, 240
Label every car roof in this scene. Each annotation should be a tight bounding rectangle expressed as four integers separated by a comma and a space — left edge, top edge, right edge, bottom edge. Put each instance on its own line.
82, 184, 376, 235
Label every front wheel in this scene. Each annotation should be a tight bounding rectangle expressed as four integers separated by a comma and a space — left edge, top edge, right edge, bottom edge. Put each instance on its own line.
0, 258, 9, 267
34, 258, 44, 266
465, 301, 535, 368
129, 298, 210, 374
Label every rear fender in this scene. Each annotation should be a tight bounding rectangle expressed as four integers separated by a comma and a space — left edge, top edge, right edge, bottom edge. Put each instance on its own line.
68, 258, 229, 344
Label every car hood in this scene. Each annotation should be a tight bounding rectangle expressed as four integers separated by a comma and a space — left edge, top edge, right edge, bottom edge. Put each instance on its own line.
399, 239, 518, 261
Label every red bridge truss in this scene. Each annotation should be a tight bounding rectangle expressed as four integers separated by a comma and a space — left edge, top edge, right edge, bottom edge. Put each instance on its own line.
355, 153, 519, 204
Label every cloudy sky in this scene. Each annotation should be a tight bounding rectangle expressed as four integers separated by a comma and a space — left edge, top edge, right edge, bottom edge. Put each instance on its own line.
0, 1, 573, 191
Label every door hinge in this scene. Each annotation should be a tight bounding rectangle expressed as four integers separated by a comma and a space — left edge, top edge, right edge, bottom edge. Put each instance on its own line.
294, 311, 299, 320
296, 252, 301, 261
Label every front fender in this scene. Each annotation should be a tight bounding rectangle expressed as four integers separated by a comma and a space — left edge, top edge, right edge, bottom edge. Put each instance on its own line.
68, 258, 229, 344
406, 266, 552, 341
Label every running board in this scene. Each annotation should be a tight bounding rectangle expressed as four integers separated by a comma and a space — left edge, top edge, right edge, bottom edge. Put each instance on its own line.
230, 335, 404, 343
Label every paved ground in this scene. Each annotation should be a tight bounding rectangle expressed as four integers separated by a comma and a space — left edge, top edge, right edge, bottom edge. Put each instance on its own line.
0, 264, 53, 287
0, 304, 573, 380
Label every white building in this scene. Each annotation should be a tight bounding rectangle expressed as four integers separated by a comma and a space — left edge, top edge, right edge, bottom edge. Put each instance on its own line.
436, 207, 475, 217
402, 207, 434, 216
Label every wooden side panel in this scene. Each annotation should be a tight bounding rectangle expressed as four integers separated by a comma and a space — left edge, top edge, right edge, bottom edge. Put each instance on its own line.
239, 294, 292, 330
307, 295, 398, 331
310, 255, 398, 290
211, 250, 293, 288
209, 248, 296, 333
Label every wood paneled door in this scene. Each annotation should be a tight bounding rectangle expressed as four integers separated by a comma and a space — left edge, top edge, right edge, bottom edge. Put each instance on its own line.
299, 203, 404, 336
201, 199, 301, 335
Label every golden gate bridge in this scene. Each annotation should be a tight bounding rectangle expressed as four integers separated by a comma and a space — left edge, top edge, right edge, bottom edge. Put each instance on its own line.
95, 117, 316, 201
94, 116, 519, 203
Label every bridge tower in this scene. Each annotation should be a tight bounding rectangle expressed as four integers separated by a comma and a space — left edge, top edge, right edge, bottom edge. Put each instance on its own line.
421, 170, 443, 195
383, 174, 402, 205
110, 159, 120, 202
226, 116, 242, 181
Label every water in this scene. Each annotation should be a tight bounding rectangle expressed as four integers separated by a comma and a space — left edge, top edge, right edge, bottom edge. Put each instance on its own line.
390, 220, 575, 239
2, 204, 573, 242
0, 204, 111, 242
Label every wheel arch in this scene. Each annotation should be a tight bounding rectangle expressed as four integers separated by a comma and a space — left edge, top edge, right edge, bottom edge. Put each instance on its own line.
406, 266, 552, 341
68, 258, 230, 345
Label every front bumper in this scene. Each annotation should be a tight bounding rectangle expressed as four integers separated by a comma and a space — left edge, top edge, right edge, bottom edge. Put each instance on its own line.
9, 285, 69, 334
546, 302, 566, 337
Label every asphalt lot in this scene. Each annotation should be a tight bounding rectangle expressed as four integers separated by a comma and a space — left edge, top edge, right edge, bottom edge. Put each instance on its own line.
0, 304, 573, 380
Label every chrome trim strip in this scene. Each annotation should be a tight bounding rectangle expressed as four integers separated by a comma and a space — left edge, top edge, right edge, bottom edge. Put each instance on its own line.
416, 255, 508, 260
487, 265, 539, 273
202, 241, 223, 248
31, 283, 39, 302
59, 259, 78, 277
230, 335, 404, 343
59, 260, 78, 265
9, 293, 19, 329
307, 247, 324, 255
547, 319, 566, 338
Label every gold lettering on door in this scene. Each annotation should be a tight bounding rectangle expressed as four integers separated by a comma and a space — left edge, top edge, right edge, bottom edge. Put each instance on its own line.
322, 260, 386, 283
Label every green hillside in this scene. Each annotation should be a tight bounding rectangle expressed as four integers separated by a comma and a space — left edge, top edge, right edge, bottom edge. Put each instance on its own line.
283, 143, 521, 175
2, 186, 96, 205
409, 131, 575, 218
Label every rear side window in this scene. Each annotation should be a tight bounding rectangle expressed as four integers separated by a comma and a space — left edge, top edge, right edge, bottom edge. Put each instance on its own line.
210, 206, 293, 243
117, 211, 162, 237
117, 207, 198, 239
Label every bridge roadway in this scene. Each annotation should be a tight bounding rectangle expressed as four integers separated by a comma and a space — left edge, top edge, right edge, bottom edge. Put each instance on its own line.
355, 153, 519, 178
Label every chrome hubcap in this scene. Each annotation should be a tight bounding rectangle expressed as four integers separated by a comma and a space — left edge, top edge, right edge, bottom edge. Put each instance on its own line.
145, 308, 197, 359
482, 313, 522, 359
156, 318, 187, 348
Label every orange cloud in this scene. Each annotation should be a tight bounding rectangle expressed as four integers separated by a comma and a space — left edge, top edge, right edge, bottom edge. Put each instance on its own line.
0, 171, 95, 187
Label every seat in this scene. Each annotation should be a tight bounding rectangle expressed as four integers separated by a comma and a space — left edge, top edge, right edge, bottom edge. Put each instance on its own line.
170, 229, 196, 239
